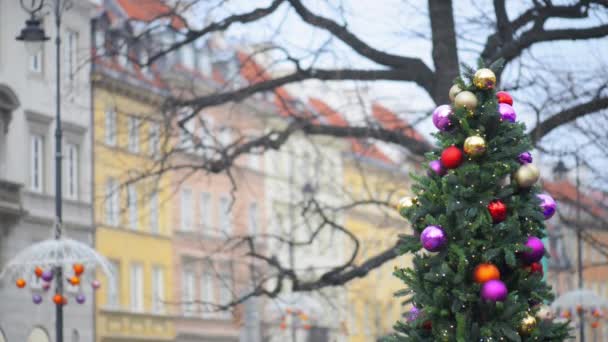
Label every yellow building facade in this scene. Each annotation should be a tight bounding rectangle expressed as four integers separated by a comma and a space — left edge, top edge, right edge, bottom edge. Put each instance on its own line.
92, 70, 175, 341
343, 153, 415, 341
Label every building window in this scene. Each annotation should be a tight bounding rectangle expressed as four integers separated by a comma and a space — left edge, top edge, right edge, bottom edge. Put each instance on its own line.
27, 327, 50, 342
219, 126, 232, 147
29, 49, 43, 73
198, 117, 215, 158
182, 269, 195, 316
148, 122, 160, 157
199, 192, 211, 234
95, 29, 105, 56
127, 184, 138, 230
152, 266, 165, 313
150, 191, 159, 234
118, 38, 129, 67
248, 202, 258, 235
200, 269, 214, 316
219, 196, 232, 236
129, 263, 144, 312
127, 116, 140, 153
105, 107, 117, 146
65, 143, 78, 200
107, 260, 120, 308
65, 30, 78, 81
105, 178, 120, 226
218, 261, 233, 307
180, 188, 193, 231
178, 110, 195, 152
30, 134, 44, 192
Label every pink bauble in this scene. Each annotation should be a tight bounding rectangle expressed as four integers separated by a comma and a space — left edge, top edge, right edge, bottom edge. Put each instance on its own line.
420, 225, 447, 252
432, 105, 453, 131
428, 160, 446, 176
42, 282, 51, 291
522, 236, 545, 264
537, 194, 556, 219
481, 280, 508, 302
498, 103, 516, 122
91, 280, 101, 290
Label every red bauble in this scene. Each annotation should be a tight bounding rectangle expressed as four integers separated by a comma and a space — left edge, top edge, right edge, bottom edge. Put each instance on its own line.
422, 320, 432, 330
487, 200, 507, 223
34, 266, 43, 278
528, 262, 543, 276
496, 91, 513, 105
440, 146, 463, 169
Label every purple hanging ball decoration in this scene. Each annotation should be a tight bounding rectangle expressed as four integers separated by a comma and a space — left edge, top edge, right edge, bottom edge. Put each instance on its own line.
537, 193, 557, 219
91, 280, 101, 290
498, 103, 516, 122
522, 236, 545, 264
32, 294, 43, 305
407, 306, 421, 322
42, 282, 51, 291
420, 225, 447, 252
76, 294, 86, 304
428, 159, 446, 176
41, 270, 54, 282
518, 152, 533, 165
481, 280, 508, 302
432, 105, 453, 131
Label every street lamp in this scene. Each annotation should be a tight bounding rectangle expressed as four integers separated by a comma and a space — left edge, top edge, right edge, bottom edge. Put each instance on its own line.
12, 1, 79, 342
552, 156, 584, 342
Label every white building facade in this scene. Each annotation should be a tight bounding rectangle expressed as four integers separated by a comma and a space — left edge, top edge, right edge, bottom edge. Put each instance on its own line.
0, 1, 97, 340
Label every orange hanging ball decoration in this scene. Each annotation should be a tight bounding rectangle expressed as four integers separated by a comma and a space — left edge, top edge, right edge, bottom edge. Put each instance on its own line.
591, 321, 600, 329
16, 278, 26, 288
53, 294, 65, 305
34, 266, 44, 278
69, 276, 80, 286
473, 263, 500, 284
73, 263, 85, 276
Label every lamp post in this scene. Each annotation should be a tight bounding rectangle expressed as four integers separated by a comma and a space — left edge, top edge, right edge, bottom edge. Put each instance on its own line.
553, 156, 584, 341
16, 0, 66, 341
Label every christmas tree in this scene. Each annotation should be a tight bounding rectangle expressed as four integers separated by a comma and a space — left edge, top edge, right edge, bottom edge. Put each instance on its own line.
389, 63, 570, 341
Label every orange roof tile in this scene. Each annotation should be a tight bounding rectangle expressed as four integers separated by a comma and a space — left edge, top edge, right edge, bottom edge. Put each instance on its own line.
308, 98, 393, 164
544, 180, 608, 221
371, 102, 427, 144
115, 0, 186, 29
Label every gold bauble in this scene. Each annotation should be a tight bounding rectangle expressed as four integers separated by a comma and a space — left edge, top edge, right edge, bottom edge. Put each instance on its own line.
454, 91, 478, 111
518, 314, 537, 336
397, 196, 417, 215
513, 164, 540, 188
536, 304, 553, 321
448, 84, 463, 102
473, 68, 497, 90
463, 135, 487, 157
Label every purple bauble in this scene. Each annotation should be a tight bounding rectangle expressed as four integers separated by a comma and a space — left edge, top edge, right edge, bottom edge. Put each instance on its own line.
42, 282, 51, 291
407, 306, 421, 322
32, 294, 43, 305
432, 105, 453, 131
498, 103, 516, 122
76, 294, 86, 304
518, 152, 532, 164
91, 280, 101, 290
481, 279, 508, 302
522, 236, 545, 264
420, 225, 447, 252
537, 193, 556, 219
41, 270, 54, 282
428, 159, 446, 176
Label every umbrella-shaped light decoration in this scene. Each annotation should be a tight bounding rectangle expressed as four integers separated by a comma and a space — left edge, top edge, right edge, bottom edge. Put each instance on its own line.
0, 237, 114, 305
551, 289, 608, 311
